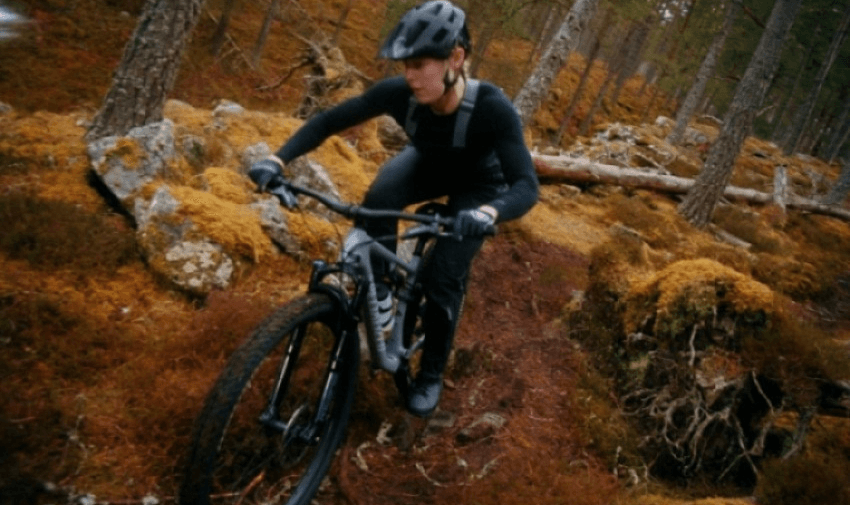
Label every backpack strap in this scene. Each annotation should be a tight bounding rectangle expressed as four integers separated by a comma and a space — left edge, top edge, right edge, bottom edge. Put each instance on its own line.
404, 94, 419, 139
453, 78, 479, 148
403, 78, 481, 148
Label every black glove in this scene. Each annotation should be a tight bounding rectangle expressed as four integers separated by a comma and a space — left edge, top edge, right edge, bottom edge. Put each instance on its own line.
248, 156, 298, 209
248, 157, 283, 191
454, 207, 497, 238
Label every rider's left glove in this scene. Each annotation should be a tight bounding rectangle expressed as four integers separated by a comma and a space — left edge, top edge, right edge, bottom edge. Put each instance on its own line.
248, 156, 284, 192
454, 205, 498, 238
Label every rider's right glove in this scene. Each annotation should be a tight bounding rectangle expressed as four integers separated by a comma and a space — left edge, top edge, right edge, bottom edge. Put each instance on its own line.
454, 205, 498, 238
248, 156, 283, 191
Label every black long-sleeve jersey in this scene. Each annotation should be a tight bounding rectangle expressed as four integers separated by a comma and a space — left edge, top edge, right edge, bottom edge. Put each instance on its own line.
276, 76, 538, 222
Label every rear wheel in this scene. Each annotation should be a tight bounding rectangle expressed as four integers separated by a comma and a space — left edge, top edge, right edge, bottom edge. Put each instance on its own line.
180, 293, 359, 505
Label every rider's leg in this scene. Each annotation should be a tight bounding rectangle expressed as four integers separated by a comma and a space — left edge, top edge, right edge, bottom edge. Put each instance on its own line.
358, 146, 440, 285
406, 182, 506, 417
358, 146, 439, 248
407, 231, 484, 417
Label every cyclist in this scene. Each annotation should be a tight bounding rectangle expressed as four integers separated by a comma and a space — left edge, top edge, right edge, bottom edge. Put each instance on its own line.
249, 0, 539, 417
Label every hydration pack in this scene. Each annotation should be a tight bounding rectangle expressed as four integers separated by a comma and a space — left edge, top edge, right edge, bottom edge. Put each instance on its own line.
403, 79, 480, 148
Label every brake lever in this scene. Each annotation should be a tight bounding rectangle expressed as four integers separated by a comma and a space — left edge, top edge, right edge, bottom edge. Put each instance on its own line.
269, 183, 298, 209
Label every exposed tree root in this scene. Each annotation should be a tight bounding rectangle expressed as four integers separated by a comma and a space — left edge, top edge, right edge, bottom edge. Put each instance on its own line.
617, 319, 817, 486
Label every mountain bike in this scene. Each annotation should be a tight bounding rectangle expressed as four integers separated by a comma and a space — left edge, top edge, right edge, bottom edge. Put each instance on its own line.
179, 175, 492, 505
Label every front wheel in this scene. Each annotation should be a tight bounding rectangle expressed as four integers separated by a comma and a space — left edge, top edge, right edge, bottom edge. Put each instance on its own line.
180, 294, 359, 505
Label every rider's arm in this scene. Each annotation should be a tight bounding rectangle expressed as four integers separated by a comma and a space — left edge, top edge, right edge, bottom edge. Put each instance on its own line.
275, 77, 410, 163
476, 89, 539, 223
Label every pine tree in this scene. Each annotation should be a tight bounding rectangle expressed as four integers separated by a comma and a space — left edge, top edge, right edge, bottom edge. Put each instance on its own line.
87, 0, 204, 140
679, 0, 802, 228
513, 0, 599, 127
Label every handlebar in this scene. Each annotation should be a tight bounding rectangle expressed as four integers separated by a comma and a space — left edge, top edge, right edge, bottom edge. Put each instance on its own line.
266, 175, 496, 237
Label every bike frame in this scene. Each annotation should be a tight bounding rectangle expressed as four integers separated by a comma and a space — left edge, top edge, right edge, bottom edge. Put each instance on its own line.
313, 222, 436, 373
260, 181, 453, 438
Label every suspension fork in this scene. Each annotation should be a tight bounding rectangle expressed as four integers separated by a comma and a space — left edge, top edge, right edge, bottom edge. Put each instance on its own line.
258, 307, 355, 443
258, 322, 307, 433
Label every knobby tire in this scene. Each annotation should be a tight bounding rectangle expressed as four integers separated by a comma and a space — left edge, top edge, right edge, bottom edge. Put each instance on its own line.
179, 294, 359, 505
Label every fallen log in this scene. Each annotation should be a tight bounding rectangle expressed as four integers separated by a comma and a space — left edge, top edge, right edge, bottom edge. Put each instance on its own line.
532, 154, 850, 221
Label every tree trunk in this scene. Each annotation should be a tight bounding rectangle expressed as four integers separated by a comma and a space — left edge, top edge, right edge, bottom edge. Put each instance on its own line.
86, 0, 204, 140
769, 30, 818, 142
513, 0, 599, 128
331, 0, 354, 45
608, 17, 653, 109
782, 2, 850, 156
533, 154, 850, 221
823, 159, 850, 205
826, 96, 850, 163
579, 69, 615, 136
552, 7, 614, 144
523, 3, 556, 73
252, 0, 282, 67
469, 19, 499, 77
667, 0, 740, 145
210, 0, 237, 56
554, 34, 602, 143
678, 0, 801, 228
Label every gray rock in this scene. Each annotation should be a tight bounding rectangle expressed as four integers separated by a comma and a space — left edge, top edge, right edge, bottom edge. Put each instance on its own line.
161, 240, 234, 293
241, 142, 272, 174
212, 100, 245, 118
87, 119, 176, 204
134, 185, 237, 296
250, 196, 302, 257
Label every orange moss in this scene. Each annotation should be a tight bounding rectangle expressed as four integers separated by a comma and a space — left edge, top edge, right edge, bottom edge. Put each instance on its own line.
284, 208, 345, 259
0, 111, 88, 165
169, 185, 274, 262
163, 99, 212, 133
202, 166, 253, 204
3, 1, 850, 503
109, 137, 144, 168
625, 258, 776, 334
310, 135, 376, 202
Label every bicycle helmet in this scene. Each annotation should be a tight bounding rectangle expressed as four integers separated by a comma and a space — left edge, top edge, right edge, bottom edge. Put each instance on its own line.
378, 1, 472, 60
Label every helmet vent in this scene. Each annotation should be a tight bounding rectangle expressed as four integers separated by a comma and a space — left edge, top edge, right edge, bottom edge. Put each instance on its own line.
433, 27, 449, 43
407, 20, 429, 46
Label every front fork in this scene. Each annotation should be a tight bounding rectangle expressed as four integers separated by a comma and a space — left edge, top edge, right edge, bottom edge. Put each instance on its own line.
258, 301, 355, 445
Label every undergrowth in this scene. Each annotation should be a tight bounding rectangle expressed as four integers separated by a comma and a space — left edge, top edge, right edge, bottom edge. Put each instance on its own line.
755, 453, 850, 505
0, 192, 138, 272
741, 308, 850, 406
572, 231, 850, 492
0, 290, 140, 482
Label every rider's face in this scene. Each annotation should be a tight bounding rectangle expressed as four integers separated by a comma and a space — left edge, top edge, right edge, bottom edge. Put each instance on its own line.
403, 56, 449, 105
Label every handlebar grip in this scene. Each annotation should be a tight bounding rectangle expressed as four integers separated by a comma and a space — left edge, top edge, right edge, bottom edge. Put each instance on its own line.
451, 223, 498, 241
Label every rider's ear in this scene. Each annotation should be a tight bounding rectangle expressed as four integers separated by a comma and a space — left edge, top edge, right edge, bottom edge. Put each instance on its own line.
449, 46, 465, 71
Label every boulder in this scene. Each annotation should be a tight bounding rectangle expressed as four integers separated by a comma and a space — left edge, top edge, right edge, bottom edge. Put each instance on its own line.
87, 119, 176, 204
86, 122, 346, 295
135, 185, 238, 295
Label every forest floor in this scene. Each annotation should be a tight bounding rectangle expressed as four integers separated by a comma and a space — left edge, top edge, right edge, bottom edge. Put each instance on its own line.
1, 1, 850, 505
